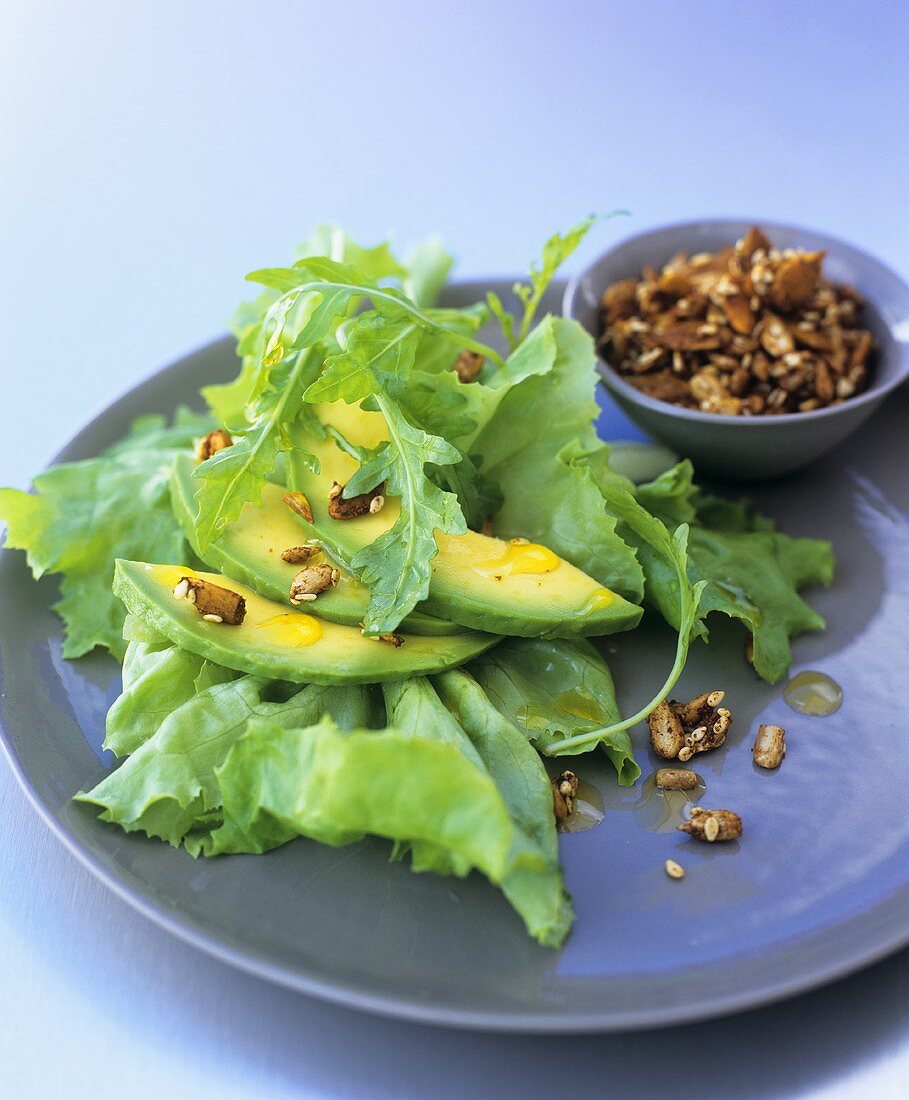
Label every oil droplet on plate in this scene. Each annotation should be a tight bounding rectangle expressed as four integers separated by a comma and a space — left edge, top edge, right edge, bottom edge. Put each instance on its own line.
474, 541, 560, 579
560, 779, 605, 834
634, 772, 706, 833
783, 670, 843, 716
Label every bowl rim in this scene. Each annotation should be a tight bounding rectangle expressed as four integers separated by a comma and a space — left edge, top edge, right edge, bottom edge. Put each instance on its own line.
564, 216, 909, 428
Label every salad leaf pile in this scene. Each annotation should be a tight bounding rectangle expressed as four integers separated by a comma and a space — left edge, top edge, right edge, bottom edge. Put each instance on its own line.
0, 221, 834, 946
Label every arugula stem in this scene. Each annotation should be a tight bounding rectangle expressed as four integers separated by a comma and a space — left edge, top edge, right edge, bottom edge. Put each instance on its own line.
544, 617, 691, 754
542, 523, 706, 756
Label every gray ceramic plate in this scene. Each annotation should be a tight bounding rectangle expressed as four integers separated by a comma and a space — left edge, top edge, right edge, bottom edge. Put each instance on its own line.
1, 280, 908, 1033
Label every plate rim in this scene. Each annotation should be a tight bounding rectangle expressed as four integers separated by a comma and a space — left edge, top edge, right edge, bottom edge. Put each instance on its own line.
2, 278, 908, 1033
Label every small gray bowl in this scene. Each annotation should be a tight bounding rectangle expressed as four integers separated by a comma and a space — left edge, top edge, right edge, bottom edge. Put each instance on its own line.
564, 218, 909, 480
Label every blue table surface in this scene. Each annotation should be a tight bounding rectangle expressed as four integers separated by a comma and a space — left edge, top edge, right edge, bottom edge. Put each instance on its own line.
2, 2, 908, 1096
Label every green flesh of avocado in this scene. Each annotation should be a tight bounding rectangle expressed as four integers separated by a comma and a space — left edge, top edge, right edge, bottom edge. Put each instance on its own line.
113, 560, 499, 685
170, 454, 463, 636
286, 402, 644, 639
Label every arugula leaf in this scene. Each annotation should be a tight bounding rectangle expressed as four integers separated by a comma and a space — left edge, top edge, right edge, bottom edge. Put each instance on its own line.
467, 637, 639, 783
487, 216, 607, 349
0, 409, 210, 658
248, 257, 501, 366
512, 216, 596, 343
347, 396, 467, 634
196, 253, 500, 559
192, 348, 321, 550
304, 313, 423, 404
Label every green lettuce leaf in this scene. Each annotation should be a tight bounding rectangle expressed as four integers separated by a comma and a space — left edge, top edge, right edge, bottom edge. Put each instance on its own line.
0, 409, 210, 658
432, 669, 573, 946
473, 316, 644, 599
467, 637, 639, 783
104, 640, 236, 756
631, 461, 834, 682
78, 674, 370, 847
207, 712, 568, 945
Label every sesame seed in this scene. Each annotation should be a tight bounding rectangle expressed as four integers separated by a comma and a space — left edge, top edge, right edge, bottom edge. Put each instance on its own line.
704, 816, 720, 842
202, 613, 223, 623
173, 579, 189, 600
665, 859, 685, 880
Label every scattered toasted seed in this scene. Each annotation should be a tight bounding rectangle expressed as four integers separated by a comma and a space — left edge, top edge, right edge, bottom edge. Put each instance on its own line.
690, 726, 706, 744
655, 768, 698, 791
290, 564, 339, 602
283, 491, 314, 524
291, 593, 318, 603
679, 808, 742, 843
665, 859, 685, 880
753, 723, 787, 769
327, 481, 386, 520
196, 428, 233, 461
369, 494, 385, 515
677, 746, 694, 762
454, 349, 484, 383
184, 577, 246, 625
358, 623, 405, 647
648, 699, 686, 759
173, 578, 190, 600
552, 784, 569, 824
281, 545, 320, 564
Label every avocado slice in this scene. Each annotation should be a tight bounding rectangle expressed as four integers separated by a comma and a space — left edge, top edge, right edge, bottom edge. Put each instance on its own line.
286, 401, 644, 638
169, 454, 463, 636
114, 560, 499, 685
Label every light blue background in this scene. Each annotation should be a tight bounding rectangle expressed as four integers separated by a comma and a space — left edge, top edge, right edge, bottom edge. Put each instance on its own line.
2, 2, 908, 1097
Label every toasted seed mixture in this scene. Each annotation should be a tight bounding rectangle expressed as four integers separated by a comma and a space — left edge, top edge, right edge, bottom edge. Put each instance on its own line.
678, 807, 742, 843
753, 723, 787, 769
174, 576, 246, 625
599, 226, 875, 415
328, 480, 387, 520
195, 428, 233, 461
